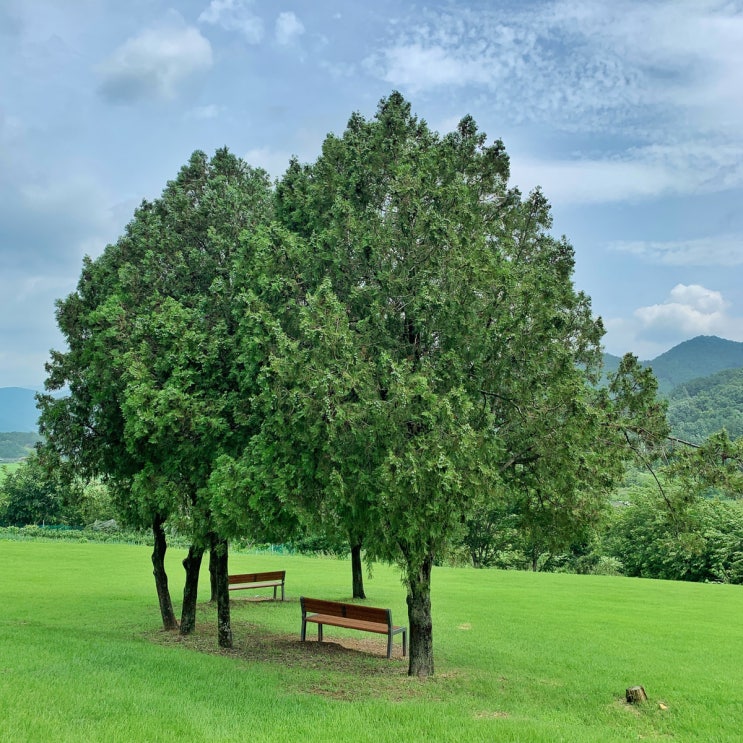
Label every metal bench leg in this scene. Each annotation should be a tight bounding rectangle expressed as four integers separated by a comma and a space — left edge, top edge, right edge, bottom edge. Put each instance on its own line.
317, 624, 323, 642
402, 629, 407, 657
387, 633, 393, 659
301, 618, 307, 642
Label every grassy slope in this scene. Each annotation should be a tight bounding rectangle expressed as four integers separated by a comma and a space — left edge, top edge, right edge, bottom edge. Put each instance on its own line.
1, 542, 742, 742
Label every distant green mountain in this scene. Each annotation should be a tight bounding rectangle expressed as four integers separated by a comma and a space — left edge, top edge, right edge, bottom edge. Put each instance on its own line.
602, 336, 743, 396
601, 352, 623, 381
0, 388, 39, 432
667, 368, 743, 443
642, 336, 743, 395
601, 336, 743, 443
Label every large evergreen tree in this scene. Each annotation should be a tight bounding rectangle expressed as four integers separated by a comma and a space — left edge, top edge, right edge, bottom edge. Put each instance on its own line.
236, 93, 608, 676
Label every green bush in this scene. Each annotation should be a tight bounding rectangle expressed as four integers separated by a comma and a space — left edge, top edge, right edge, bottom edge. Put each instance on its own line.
607, 487, 743, 583
0, 454, 117, 527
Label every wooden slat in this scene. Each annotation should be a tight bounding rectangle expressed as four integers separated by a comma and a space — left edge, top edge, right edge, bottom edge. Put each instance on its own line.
228, 570, 285, 585
301, 598, 388, 624
304, 613, 390, 634
228, 580, 282, 591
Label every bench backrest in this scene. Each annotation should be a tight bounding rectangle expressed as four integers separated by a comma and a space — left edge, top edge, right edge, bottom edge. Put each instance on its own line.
229, 570, 285, 584
301, 597, 391, 626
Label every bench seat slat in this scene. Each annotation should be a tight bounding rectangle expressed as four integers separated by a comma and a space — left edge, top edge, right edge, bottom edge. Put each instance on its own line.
228, 580, 283, 591
227, 571, 285, 600
304, 613, 405, 635
229, 571, 285, 584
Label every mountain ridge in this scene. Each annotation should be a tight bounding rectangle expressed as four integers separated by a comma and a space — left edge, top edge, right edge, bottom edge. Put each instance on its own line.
603, 335, 743, 394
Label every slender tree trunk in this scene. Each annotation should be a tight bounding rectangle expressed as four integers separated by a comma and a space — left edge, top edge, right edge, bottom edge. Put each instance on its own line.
209, 545, 218, 602
351, 538, 366, 599
210, 534, 232, 648
151, 513, 178, 630
405, 552, 434, 677
180, 544, 205, 635
530, 544, 539, 572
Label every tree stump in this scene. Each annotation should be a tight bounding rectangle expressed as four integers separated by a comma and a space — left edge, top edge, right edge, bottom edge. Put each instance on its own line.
626, 685, 648, 704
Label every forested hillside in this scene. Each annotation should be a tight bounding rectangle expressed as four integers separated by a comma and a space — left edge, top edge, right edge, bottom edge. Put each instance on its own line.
0, 432, 41, 461
644, 336, 743, 394
601, 336, 743, 441
667, 368, 743, 443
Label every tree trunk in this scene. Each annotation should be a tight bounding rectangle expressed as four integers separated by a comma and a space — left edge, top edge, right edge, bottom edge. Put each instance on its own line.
209, 545, 218, 602
151, 514, 178, 630
351, 539, 366, 599
531, 545, 539, 572
210, 534, 233, 648
180, 544, 205, 635
405, 552, 434, 677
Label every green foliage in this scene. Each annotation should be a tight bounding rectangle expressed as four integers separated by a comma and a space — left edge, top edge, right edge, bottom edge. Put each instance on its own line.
607, 487, 743, 583
0, 452, 116, 527
0, 524, 151, 544
666, 430, 743, 500
237, 92, 616, 675
0, 453, 64, 526
667, 368, 743, 442
38, 148, 275, 538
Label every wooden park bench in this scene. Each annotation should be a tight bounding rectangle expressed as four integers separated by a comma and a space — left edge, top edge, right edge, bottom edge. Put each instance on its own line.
300, 597, 407, 659
228, 570, 285, 601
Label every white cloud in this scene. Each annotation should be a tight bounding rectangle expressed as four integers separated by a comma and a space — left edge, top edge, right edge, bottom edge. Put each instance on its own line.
368, 43, 492, 92
199, 0, 263, 43
365, 1, 743, 136
98, 13, 212, 102
243, 146, 292, 179
510, 156, 676, 205
636, 284, 728, 329
275, 12, 304, 46
509, 138, 743, 205
604, 284, 743, 357
544, 0, 743, 132
610, 235, 743, 267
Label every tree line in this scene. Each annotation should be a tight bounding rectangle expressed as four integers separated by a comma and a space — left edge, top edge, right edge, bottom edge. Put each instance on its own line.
23, 93, 739, 677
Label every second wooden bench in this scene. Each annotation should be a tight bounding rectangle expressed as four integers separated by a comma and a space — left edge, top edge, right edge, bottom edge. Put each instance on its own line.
300, 596, 407, 659
228, 570, 285, 601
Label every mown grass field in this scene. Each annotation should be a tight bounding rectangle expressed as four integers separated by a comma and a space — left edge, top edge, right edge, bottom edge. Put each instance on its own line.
1, 540, 742, 742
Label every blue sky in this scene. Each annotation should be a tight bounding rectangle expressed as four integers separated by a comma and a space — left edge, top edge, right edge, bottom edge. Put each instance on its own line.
2, 0, 742, 388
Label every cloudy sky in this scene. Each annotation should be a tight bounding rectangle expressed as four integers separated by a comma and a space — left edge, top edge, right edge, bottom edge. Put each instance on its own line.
2, 0, 742, 388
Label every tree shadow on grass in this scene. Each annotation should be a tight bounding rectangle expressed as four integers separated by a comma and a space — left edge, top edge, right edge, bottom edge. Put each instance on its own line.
145, 600, 457, 702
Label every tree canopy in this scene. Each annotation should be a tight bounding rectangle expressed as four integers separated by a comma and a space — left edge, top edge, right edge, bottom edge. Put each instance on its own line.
38, 93, 677, 677
210, 92, 620, 676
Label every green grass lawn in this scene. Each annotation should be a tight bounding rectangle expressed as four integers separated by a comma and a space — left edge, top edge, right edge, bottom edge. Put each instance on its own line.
1, 540, 741, 742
